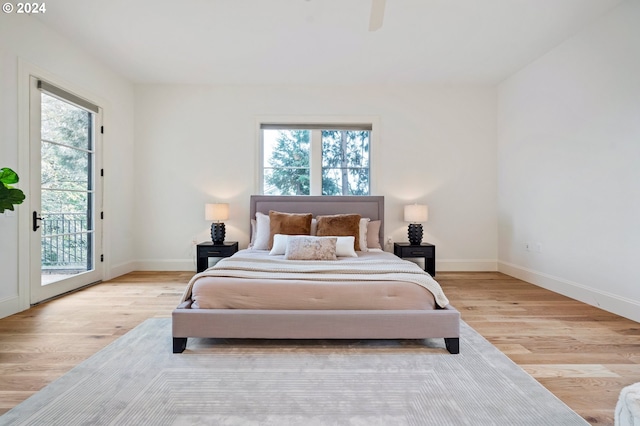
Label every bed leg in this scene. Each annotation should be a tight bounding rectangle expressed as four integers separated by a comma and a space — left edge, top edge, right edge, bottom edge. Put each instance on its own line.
445, 338, 459, 354
173, 337, 187, 353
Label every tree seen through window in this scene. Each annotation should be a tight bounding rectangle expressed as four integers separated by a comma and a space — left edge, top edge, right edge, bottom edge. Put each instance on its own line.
263, 127, 370, 196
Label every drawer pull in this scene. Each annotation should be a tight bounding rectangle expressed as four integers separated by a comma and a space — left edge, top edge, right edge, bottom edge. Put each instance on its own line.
207, 251, 222, 255
410, 251, 424, 255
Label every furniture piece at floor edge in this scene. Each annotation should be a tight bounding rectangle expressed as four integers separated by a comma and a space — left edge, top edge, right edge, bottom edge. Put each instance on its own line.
394, 242, 436, 277
196, 241, 238, 273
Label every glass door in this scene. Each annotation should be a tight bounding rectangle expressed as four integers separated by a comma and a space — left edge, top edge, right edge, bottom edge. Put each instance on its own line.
29, 77, 103, 304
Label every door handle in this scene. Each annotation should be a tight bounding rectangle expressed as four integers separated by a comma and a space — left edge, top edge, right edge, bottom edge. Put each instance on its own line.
33, 211, 43, 232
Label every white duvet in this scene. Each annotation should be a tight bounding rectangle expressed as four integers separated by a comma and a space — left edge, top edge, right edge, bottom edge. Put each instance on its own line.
184, 249, 449, 308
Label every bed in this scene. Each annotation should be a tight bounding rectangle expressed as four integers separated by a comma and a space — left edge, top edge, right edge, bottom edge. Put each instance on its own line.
172, 195, 460, 354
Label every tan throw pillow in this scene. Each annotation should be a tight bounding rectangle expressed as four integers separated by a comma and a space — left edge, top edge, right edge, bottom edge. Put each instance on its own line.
268, 211, 313, 249
285, 236, 337, 260
316, 213, 362, 251
367, 220, 382, 249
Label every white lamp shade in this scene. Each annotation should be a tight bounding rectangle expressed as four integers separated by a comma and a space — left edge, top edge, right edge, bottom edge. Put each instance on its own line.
404, 204, 428, 223
205, 203, 229, 221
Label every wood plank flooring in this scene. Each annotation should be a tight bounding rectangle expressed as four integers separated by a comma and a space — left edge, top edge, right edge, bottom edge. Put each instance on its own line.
1, 271, 638, 425
438, 272, 640, 425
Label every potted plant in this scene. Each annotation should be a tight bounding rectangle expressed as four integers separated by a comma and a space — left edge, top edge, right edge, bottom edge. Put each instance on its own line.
0, 167, 26, 213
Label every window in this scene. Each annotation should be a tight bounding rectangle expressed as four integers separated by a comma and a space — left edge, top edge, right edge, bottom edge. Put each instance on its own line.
261, 123, 371, 196
263, 129, 311, 195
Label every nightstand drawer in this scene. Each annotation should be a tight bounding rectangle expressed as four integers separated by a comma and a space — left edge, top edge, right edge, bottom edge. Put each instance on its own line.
393, 242, 436, 277
398, 246, 434, 258
199, 247, 235, 257
196, 241, 238, 272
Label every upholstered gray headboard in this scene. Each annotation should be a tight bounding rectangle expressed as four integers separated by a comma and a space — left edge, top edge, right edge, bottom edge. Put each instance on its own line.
250, 195, 384, 243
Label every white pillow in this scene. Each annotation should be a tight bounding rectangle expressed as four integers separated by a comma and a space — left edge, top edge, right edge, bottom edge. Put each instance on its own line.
251, 212, 271, 250
249, 219, 257, 247
359, 218, 370, 252
335, 236, 357, 257
270, 234, 357, 257
269, 233, 290, 255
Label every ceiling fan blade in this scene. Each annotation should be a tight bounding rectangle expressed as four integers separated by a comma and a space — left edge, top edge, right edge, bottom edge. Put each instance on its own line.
369, 0, 386, 31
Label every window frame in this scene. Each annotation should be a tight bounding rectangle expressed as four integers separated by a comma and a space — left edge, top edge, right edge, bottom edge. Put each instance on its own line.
257, 117, 378, 196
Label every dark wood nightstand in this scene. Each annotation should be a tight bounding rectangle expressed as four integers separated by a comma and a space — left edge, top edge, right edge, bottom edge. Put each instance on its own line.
394, 242, 436, 277
196, 241, 238, 272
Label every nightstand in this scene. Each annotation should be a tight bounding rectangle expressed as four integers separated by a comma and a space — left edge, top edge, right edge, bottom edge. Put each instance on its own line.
394, 242, 436, 277
196, 241, 238, 272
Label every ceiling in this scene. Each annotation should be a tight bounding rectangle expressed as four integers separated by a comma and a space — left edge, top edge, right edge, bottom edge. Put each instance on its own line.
34, 0, 623, 86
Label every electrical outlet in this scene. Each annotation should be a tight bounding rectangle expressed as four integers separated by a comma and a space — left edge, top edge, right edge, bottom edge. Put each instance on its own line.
535, 243, 542, 253
387, 236, 393, 244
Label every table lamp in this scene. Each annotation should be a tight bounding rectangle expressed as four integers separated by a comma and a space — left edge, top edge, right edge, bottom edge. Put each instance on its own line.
404, 204, 428, 245
205, 203, 229, 245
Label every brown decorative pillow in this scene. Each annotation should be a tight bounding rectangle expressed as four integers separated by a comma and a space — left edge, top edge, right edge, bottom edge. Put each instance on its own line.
316, 213, 362, 251
268, 211, 313, 249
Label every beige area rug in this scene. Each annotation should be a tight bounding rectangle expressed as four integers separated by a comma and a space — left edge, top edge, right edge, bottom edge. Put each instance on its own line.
1, 318, 587, 425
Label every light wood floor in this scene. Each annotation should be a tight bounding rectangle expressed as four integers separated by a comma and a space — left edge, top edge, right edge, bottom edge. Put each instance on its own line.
0, 271, 638, 425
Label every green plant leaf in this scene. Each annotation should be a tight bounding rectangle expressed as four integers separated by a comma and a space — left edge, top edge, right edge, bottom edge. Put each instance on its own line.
0, 185, 26, 212
0, 168, 26, 213
0, 167, 19, 186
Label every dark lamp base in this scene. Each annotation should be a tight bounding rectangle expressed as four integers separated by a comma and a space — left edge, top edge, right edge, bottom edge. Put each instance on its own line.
211, 222, 226, 245
407, 223, 423, 245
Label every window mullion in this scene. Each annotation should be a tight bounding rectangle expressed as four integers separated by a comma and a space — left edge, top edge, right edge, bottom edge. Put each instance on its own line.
310, 129, 323, 195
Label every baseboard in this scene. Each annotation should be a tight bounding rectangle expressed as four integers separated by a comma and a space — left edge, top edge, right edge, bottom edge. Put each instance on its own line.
0, 295, 23, 319
107, 261, 137, 280
498, 261, 640, 323
437, 259, 498, 272
133, 259, 196, 272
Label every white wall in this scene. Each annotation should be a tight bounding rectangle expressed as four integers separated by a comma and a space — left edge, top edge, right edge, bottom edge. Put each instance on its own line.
133, 85, 498, 271
497, 0, 640, 321
0, 14, 136, 318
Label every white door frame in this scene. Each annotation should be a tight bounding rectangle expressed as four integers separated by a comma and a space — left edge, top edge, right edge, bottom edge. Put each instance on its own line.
17, 60, 104, 308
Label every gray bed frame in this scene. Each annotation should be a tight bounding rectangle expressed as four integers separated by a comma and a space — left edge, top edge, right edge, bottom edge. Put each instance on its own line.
172, 195, 460, 354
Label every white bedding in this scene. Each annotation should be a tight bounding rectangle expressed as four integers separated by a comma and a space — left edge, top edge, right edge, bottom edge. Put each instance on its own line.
184, 249, 449, 309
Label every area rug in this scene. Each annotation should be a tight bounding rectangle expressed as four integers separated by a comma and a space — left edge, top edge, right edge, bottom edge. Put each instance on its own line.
1, 319, 587, 426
